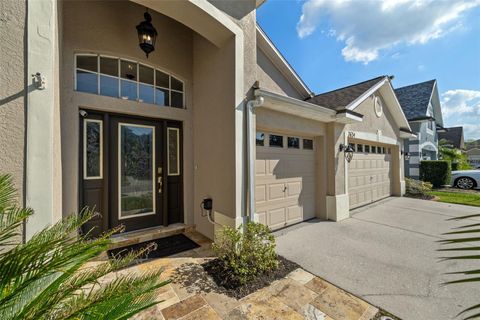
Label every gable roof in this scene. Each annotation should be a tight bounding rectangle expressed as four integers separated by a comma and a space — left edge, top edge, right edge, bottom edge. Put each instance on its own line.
394, 80, 436, 120
438, 126, 464, 149
256, 25, 312, 98
306, 76, 386, 110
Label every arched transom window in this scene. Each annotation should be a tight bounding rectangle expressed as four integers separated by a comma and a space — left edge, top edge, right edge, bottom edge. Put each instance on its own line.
75, 53, 185, 108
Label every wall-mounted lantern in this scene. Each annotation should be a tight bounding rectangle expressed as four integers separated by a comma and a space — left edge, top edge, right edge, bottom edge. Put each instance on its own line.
404, 152, 411, 161
136, 11, 157, 58
339, 143, 355, 163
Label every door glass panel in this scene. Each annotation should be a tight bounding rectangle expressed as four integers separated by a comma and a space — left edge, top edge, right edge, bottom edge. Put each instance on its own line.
119, 124, 155, 218
84, 119, 102, 179
168, 128, 180, 175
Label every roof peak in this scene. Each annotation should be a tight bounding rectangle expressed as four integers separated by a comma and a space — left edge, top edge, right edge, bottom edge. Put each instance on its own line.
395, 79, 436, 91
312, 75, 387, 97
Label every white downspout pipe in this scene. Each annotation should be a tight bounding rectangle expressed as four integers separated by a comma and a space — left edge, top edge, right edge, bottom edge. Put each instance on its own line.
246, 96, 264, 222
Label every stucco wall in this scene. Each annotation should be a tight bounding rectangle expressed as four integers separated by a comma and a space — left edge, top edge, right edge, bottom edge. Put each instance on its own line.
0, 0, 26, 204
347, 93, 399, 140
60, 0, 195, 223
256, 48, 303, 99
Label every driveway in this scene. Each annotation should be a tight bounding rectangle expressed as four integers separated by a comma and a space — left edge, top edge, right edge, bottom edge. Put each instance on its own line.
275, 197, 480, 320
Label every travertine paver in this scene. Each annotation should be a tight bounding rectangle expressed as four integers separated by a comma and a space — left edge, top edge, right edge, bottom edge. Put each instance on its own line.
104, 230, 380, 320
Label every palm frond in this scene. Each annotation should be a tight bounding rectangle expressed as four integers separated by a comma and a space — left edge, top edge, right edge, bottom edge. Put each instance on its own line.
0, 173, 168, 320
442, 212, 480, 319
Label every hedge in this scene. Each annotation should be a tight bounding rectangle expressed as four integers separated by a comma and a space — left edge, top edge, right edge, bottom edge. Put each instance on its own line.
419, 160, 451, 188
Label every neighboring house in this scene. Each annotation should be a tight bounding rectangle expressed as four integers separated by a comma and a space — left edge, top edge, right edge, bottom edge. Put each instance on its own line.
0, 0, 413, 242
438, 126, 465, 150
395, 80, 445, 179
466, 148, 480, 168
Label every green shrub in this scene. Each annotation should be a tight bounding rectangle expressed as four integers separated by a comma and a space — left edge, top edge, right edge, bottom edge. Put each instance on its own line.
451, 162, 459, 171
212, 222, 278, 287
405, 178, 433, 198
420, 160, 451, 188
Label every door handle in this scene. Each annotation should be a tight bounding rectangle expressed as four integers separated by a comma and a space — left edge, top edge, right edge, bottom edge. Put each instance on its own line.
158, 167, 163, 194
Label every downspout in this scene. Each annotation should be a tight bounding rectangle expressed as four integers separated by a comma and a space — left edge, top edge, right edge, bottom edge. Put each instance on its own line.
246, 96, 264, 223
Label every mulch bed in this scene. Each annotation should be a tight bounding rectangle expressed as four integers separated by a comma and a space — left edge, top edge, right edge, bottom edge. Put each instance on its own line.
405, 193, 435, 200
202, 255, 300, 299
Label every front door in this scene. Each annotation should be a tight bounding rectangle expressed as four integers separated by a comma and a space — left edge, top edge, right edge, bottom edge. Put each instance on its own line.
110, 117, 163, 232
80, 111, 182, 235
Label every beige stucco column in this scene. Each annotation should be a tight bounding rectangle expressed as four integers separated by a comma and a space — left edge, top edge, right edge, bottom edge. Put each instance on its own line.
325, 122, 350, 221
26, 0, 62, 239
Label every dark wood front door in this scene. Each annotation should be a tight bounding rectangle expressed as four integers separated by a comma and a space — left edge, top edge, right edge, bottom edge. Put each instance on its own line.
80, 111, 183, 235
110, 116, 163, 232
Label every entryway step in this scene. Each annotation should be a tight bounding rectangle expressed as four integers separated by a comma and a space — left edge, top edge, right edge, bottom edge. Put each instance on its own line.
109, 223, 194, 250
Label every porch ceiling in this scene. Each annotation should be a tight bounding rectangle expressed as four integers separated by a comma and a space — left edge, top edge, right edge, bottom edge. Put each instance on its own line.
131, 0, 239, 47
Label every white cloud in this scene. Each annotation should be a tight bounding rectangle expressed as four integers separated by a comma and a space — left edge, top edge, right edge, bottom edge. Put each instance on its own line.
441, 89, 480, 116
297, 0, 480, 64
441, 89, 480, 140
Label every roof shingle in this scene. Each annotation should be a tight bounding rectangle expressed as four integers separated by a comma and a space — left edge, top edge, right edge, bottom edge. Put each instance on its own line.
438, 126, 464, 149
394, 80, 436, 120
306, 76, 386, 110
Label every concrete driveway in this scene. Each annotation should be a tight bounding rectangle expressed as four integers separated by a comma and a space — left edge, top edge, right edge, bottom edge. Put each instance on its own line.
275, 197, 480, 320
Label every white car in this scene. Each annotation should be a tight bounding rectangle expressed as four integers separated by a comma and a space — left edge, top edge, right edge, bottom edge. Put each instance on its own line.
451, 170, 480, 190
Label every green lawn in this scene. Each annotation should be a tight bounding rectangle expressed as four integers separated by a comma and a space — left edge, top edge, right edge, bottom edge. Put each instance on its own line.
429, 191, 480, 207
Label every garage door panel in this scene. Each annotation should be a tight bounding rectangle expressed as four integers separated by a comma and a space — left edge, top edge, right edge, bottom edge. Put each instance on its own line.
348, 143, 392, 209
269, 183, 286, 200
286, 181, 301, 197
287, 205, 302, 221
256, 136, 316, 230
268, 207, 286, 229
256, 159, 267, 175
255, 185, 266, 203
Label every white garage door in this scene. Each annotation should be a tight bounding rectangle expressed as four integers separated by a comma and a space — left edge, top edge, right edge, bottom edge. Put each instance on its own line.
255, 133, 316, 230
348, 143, 392, 209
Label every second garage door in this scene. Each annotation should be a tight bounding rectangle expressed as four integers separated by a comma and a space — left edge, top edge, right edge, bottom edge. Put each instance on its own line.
348, 142, 392, 209
255, 132, 316, 230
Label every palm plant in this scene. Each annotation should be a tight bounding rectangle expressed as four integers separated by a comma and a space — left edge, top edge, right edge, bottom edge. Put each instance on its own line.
439, 213, 480, 320
0, 174, 168, 320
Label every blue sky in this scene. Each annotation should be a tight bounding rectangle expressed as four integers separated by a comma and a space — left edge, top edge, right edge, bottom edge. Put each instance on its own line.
257, 0, 480, 140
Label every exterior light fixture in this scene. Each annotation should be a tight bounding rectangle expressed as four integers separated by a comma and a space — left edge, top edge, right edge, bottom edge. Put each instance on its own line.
404, 152, 411, 161
339, 143, 355, 163
136, 10, 157, 58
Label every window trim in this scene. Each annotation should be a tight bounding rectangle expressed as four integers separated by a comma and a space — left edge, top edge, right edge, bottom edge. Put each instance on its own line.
83, 119, 103, 180
167, 127, 181, 176
75, 53, 186, 108
118, 122, 156, 220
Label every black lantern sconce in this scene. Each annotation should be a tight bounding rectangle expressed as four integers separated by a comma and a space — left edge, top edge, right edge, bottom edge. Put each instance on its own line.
339, 143, 355, 163
136, 10, 157, 58
404, 151, 411, 161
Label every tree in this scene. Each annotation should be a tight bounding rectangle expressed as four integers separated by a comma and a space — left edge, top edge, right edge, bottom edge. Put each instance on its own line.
0, 174, 168, 320
439, 144, 471, 170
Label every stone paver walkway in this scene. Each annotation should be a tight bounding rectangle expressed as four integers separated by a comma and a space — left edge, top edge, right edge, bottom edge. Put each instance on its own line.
105, 230, 380, 320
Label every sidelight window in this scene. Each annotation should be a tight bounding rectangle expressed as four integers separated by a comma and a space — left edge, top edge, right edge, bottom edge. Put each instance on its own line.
168, 128, 180, 176
83, 119, 103, 179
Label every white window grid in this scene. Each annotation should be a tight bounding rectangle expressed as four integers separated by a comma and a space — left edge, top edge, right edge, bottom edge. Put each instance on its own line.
74, 53, 185, 108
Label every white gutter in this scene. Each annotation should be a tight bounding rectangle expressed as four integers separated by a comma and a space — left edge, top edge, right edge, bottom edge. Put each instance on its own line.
246, 96, 265, 221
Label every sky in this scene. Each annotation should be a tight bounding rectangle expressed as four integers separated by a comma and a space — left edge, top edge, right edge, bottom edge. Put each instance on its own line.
257, 0, 480, 140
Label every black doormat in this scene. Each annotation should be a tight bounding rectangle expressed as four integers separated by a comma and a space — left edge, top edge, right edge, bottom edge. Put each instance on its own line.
108, 233, 200, 261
